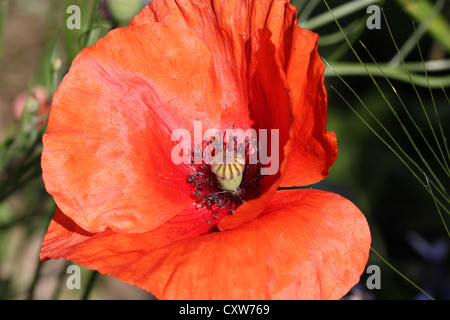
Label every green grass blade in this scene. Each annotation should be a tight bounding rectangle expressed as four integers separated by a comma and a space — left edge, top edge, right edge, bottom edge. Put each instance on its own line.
425, 175, 450, 239
412, 21, 450, 170
302, 0, 383, 30
395, 0, 450, 54
442, 85, 450, 105
324, 73, 450, 215
370, 247, 435, 300
389, 0, 445, 66
326, 17, 368, 62
359, 39, 450, 180
399, 60, 450, 73
383, 12, 450, 177
81, 270, 99, 300
323, 62, 450, 88
322, 0, 449, 199
325, 60, 450, 215
318, 19, 363, 47
298, 0, 321, 25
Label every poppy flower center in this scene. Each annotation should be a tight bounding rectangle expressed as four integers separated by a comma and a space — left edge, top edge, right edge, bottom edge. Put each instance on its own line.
210, 152, 245, 191
187, 132, 262, 225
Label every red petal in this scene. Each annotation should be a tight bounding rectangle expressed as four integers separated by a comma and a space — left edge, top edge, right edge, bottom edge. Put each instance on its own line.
132, 1, 336, 187
40, 189, 371, 300
42, 23, 231, 233
40, 205, 213, 262
281, 26, 338, 187
130, 0, 296, 130
218, 27, 293, 231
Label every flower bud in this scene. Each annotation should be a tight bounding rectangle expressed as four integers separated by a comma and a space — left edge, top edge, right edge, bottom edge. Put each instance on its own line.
210, 153, 245, 191
12, 86, 50, 128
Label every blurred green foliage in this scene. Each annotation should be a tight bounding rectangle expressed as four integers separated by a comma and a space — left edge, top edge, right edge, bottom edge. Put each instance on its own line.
306, 0, 450, 299
0, 0, 448, 300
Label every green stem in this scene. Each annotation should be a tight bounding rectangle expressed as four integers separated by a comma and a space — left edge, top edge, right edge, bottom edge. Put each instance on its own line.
51, 261, 72, 300
26, 259, 43, 300
303, 0, 383, 30
383, 13, 450, 178
412, 22, 450, 172
358, 40, 449, 194
324, 63, 450, 88
81, 270, 99, 300
359, 40, 450, 182
389, 0, 445, 66
394, 0, 450, 54
0, 0, 7, 63
329, 83, 450, 213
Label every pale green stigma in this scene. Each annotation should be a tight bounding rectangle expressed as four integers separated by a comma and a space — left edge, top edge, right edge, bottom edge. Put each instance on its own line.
210, 153, 245, 191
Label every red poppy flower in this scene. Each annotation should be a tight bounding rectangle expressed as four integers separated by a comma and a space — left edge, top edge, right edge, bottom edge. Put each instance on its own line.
40, 0, 371, 299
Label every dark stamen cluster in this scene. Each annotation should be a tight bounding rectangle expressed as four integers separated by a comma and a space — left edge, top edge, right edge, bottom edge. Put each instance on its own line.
186, 130, 263, 225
